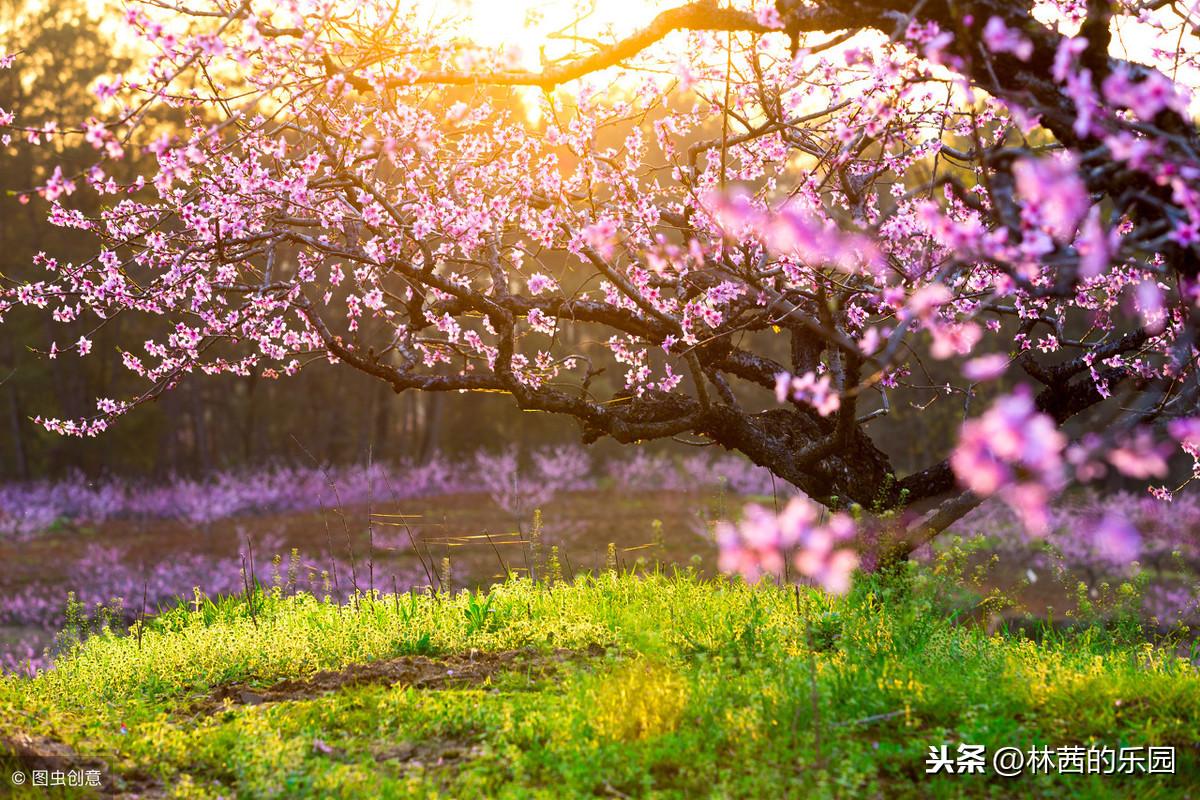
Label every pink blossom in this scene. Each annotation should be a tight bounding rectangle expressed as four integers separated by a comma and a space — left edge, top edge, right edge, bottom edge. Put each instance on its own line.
1135, 280, 1166, 333
1102, 68, 1186, 121
361, 288, 385, 311
582, 218, 619, 260
1053, 37, 1087, 83
903, 284, 952, 320
951, 387, 1066, 533
1075, 206, 1113, 279
1149, 486, 1174, 502
963, 354, 1009, 382
526, 273, 558, 295
755, 6, 783, 30
775, 371, 840, 416
982, 17, 1033, 61
1107, 429, 1171, 480
1013, 155, 1089, 242
706, 191, 882, 273
42, 166, 76, 202
718, 497, 858, 594
930, 322, 981, 359
1169, 417, 1200, 453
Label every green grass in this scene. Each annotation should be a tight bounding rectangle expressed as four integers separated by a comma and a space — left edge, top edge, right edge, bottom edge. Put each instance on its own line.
1, 568, 1198, 798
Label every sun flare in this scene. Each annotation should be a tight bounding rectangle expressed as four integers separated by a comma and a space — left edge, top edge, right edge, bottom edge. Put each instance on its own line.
422, 0, 671, 72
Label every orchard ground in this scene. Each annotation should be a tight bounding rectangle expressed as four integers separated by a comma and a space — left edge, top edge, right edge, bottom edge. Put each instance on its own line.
3, 477, 1199, 797
1, 569, 1198, 798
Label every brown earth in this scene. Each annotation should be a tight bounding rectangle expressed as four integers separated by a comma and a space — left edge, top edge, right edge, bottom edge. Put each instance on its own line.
0, 732, 162, 798
190, 644, 607, 716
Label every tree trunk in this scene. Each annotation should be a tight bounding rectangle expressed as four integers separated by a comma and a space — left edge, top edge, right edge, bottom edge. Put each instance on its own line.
417, 393, 442, 464
6, 382, 29, 480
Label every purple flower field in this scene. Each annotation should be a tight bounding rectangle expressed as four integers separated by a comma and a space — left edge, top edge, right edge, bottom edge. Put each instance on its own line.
3, 447, 1198, 677
0, 446, 779, 538
935, 490, 1200, 626
0, 447, 782, 675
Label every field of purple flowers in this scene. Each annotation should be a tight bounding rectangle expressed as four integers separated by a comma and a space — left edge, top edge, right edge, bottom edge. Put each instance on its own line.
2, 446, 1198, 677
0, 446, 779, 538
934, 491, 1200, 628
0, 447, 779, 674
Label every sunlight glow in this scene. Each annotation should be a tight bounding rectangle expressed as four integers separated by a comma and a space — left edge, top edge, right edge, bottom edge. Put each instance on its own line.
423, 0, 671, 72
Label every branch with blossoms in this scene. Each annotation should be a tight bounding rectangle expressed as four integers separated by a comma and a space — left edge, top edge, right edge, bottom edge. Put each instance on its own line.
2, 0, 1200, 576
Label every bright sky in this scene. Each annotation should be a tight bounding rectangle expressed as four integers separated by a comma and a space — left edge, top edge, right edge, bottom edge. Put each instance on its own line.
434, 0, 1192, 81
424, 0, 672, 71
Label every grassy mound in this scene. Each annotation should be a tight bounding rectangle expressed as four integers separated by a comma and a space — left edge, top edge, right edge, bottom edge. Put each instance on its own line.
1, 569, 1197, 798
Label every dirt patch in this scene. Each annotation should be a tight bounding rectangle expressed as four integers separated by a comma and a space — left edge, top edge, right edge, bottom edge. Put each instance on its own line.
0, 732, 163, 798
373, 737, 487, 770
192, 645, 605, 715
308, 729, 490, 774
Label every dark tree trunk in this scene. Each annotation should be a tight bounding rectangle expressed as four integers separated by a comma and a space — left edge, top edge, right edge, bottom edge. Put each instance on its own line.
6, 382, 29, 480
417, 393, 442, 464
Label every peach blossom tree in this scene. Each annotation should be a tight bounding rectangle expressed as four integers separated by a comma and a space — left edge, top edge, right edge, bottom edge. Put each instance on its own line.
3, 0, 1200, 578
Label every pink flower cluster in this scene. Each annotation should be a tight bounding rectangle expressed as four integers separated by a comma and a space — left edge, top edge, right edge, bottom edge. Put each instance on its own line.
717, 497, 858, 594
705, 191, 884, 274
982, 17, 1033, 61
951, 388, 1066, 533
1013, 155, 1089, 243
774, 371, 841, 417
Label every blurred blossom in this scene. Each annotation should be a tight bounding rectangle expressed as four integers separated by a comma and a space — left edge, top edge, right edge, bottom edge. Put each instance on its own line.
1168, 416, 1200, 480
0, 447, 803, 541
902, 283, 951, 321
1075, 206, 1114, 279
1013, 155, 1089, 242
774, 371, 841, 416
930, 321, 981, 359
581, 218, 618, 260
718, 497, 858, 594
1135, 280, 1166, 333
943, 490, 1197, 624
1092, 513, 1142, 564
475, 445, 592, 517
1169, 416, 1200, 453
1101, 67, 1188, 121
1066, 433, 1108, 482
704, 190, 883, 274
982, 17, 1033, 61
1107, 429, 1171, 480
963, 354, 1009, 382
951, 387, 1066, 533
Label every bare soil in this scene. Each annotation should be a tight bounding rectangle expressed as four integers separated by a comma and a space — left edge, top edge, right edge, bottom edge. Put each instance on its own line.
0, 731, 162, 798
190, 645, 607, 716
